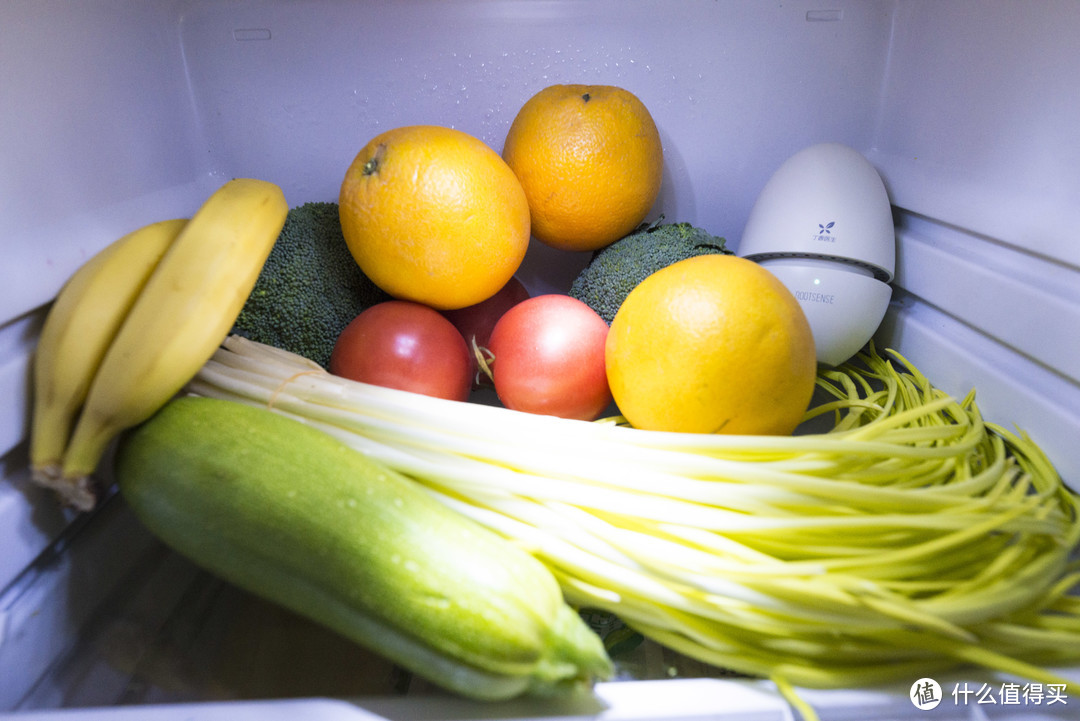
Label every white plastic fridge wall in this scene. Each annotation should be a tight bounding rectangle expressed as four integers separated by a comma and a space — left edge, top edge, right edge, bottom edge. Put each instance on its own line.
1, 1, 1078, 719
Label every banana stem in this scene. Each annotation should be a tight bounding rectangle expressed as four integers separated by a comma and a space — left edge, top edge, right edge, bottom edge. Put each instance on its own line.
34, 465, 98, 511
58, 408, 120, 509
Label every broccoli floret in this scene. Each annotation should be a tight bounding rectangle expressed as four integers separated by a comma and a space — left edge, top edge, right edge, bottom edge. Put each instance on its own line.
232, 201, 390, 368
568, 219, 732, 324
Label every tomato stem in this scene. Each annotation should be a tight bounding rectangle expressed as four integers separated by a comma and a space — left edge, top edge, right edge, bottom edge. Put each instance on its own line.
473, 338, 496, 385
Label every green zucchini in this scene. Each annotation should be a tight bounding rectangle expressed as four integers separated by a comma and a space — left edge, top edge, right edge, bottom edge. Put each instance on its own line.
114, 396, 611, 699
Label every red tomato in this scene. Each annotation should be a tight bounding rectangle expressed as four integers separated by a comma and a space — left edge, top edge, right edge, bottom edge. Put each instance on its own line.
330, 300, 472, 402
487, 294, 612, 420
441, 275, 530, 352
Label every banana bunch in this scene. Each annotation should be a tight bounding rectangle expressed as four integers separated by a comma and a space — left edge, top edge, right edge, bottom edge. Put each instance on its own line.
30, 178, 288, 511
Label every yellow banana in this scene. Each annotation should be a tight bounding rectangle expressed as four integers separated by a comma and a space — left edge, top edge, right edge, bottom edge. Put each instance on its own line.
59, 178, 288, 506
30, 218, 187, 508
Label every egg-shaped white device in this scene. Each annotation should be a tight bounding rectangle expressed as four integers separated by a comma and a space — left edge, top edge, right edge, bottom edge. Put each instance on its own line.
739, 143, 895, 366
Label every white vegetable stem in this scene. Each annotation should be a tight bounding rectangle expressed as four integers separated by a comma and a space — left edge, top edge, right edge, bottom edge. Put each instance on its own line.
189, 335, 1080, 700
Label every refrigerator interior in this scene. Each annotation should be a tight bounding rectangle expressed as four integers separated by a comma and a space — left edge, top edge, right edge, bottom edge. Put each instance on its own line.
2, 0, 1079, 718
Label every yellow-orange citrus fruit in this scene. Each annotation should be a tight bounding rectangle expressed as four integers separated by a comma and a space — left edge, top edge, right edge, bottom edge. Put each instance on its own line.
502, 84, 663, 252
605, 255, 817, 435
339, 125, 531, 311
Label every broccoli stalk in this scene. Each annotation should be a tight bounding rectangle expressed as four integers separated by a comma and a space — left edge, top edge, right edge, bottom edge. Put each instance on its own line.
232, 202, 390, 368
568, 219, 731, 324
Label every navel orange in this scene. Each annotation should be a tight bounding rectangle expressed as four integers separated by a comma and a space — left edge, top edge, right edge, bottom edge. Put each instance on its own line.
605, 255, 817, 435
339, 125, 531, 311
502, 84, 663, 252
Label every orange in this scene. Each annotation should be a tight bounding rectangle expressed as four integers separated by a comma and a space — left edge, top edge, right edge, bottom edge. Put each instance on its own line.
502, 84, 663, 252
339, 125, 530, 311
605, 255, 817, 435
